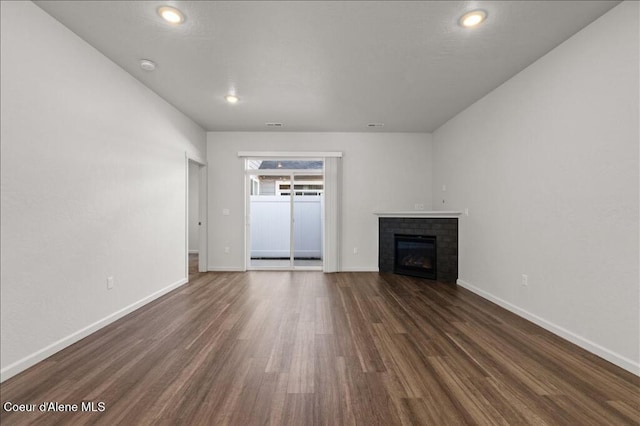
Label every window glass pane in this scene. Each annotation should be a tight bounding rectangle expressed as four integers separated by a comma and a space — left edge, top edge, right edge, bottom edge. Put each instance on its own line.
293, 174, 323, 267
250, 175, 291, 267
248, 160, 322, 170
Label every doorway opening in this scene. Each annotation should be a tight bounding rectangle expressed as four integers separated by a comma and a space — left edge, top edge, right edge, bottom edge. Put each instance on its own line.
187, 158, 207, 280
246, 159, 324, 270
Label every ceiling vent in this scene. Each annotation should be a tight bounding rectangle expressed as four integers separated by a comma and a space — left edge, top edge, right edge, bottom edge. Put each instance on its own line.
265, 123, 284, 127
367, 123, 385, 128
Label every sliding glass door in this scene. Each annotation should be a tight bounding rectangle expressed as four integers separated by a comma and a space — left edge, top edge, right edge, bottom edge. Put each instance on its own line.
246, 160, 323, 270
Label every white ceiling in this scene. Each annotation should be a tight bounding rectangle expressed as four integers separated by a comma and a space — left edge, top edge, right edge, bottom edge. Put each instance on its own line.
35, 1, 619, 133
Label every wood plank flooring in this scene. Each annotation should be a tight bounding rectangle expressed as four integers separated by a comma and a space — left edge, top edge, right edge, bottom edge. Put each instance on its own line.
1, 266, 638, 425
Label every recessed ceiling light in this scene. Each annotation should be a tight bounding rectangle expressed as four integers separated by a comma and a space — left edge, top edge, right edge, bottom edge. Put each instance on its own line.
158, 6, 185, 24
225, 95, 239, 104
139, 59, 156, 71
459, 10, 487, 28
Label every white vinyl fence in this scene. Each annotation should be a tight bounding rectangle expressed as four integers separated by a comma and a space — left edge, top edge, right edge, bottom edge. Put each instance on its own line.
250, 195, 323, 258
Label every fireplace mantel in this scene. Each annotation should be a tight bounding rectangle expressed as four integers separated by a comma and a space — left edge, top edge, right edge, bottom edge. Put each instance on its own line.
373, 211, 463, 218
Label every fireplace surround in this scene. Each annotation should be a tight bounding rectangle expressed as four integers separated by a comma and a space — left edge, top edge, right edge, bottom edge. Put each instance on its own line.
378, 216, 458, 283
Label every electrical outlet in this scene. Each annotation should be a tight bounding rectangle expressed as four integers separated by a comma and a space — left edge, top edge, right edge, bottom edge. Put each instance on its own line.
414, 203, 425, 210
442, 185, 446, 192
224, 246, 230, 254
222, 209, 230, 216
353, 247, 358, 254
464, 208, 469, 216
107, 276, 114, 290
521, 274, 528, 286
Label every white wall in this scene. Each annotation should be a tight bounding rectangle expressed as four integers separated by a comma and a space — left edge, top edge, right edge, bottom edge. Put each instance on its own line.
0, 1, 206, 381
432, 2, 639, 373
188, 162, 200, 253
207, 132, 432, 271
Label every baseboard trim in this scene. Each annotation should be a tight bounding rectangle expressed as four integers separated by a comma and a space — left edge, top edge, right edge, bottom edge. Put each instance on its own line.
208, 267, 245, 272
206, 266, 381, 273
0, 277, 189, 383
340, 266, 379, 272
456, 278, 640, 376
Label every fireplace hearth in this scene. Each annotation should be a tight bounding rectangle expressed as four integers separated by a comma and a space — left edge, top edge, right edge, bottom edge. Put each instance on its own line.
394, 234, 436, 279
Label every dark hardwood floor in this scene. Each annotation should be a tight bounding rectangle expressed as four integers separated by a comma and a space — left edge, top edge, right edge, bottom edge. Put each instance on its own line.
1, 267, 638, 425
189, 252, 199, 278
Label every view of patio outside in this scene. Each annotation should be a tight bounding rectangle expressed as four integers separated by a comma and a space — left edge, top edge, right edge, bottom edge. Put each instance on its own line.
247, 160, 324, 269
